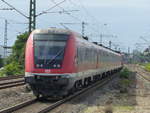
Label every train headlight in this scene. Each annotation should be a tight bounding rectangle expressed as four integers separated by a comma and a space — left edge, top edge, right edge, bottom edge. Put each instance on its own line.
36, 64, 39, 68
57, 64, 60, 68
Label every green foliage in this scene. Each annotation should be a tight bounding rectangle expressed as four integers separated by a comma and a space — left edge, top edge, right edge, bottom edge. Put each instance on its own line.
144, 63, 150, 72
119, 78, 131, 93
119, 68, 131, 79
0, 32, 29, 77
12, 32, 29, 65
119, 68, 132, 93
0, 62, 24, 76
0, 58, 3, 68
120, 79, 131, 87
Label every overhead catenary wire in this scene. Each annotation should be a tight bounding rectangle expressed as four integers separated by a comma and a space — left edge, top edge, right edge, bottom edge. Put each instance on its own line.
0, 17, 28, 33
0, 0, 114, 46
67, 0, 101, 38
50, 0, 82, 22
49, 0, 96, 39
75, 0, 101, 27
0, 16, 28, 24
69, 0, 100, 28
0, 0, 28, 19
36, 0, 67, 17
70, 0, 114, 44
0, 8, 13, 10
1, 0, 69, 32
37, 9, 79, 17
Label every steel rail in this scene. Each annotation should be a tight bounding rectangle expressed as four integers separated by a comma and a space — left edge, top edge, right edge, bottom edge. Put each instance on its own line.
38, 74, 116, 113
137, 72, 150, 82
0, 99, 37, 113
0, 75, 23, 81
0, 80, 24, 85
0, 80, 25, 90
134, 65, 150, 82
0, 73, 117, 113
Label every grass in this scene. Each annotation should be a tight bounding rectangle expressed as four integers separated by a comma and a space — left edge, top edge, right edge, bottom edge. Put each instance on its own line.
119, 67, 131, 79
143, 63, 150, 72
82, 105, 134, 113
113, 106, 134, 112
119, 68, 132, 93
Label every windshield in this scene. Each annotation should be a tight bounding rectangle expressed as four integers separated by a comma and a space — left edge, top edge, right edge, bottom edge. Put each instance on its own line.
34, 34, 68, 69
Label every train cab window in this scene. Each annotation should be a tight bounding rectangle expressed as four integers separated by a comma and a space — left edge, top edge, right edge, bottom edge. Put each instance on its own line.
33, 34, 68, 69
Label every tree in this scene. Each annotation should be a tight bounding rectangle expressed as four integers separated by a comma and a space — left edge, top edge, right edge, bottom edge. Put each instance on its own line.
0, 32, 29, 76
0, 57, 3, 68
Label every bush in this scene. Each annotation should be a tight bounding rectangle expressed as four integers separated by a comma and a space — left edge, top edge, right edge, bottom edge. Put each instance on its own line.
0, 32, 29, 77
0, 58, 3, 68
144, 63, 150, 72
120, 79, 131, 87
119, 68, 132, 93
0, 61, 24, 77
119, 68, 131, 79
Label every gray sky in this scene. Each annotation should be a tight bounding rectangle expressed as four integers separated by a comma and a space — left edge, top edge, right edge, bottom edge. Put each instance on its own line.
0, 0, 150, 52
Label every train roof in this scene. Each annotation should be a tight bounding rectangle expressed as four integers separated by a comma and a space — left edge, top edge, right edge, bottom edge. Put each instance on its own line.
32, 28, 121, 56
80, 39, 121, 56
32, 28, 73, 35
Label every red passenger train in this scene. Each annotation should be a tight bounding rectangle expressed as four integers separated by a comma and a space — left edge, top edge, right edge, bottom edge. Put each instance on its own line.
25, 28, 123, 98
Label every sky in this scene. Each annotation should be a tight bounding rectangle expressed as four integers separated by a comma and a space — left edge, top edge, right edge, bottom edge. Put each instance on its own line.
0, 0, 150, 52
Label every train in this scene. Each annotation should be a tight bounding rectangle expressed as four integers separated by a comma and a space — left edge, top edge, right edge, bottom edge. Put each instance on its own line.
25, 28, 123, 98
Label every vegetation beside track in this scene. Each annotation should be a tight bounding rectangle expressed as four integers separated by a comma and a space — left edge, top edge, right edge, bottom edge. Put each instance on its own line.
0, 58, 3, 68
139, 63, 150, 72
143, 63, 150, 72
119, 68, 132, 93
119, 68, 131, 79
0, 32, 29, 77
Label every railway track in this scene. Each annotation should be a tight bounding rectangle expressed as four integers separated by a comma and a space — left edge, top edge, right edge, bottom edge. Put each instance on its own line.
0, 79, 25, 90
0, 76, 25, 89
136, 71, 150, 82
0, 73, 117, 113
0, 75, 23, 81
132, 65, 150, 82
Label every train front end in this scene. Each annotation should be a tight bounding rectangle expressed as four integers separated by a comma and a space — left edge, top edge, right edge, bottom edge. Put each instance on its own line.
25, 29, 76, 97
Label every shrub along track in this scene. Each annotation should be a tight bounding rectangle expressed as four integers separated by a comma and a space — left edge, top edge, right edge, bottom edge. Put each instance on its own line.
0, 73, 119, 113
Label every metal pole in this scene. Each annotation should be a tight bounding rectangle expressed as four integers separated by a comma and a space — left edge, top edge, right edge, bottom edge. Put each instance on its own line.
29, 0, 36, 33
109, 41, 112, 49
128, 47, 130, 55
82, 22, 85, 37
100, 34, 102, 44
4, 19, 8, 58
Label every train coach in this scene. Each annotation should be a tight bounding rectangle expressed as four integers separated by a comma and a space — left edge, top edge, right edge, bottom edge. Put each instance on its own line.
25, 28, 123, 98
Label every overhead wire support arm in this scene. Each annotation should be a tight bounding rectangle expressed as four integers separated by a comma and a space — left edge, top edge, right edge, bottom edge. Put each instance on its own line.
60, 23, 70, 30
50, 0, 81, 22
36, 10, 79, 17
140, 36, 150, 45
1, 0, 29, 19
36, 0, 67, 17
60, 22, 88, 37
0, 8, 13, 10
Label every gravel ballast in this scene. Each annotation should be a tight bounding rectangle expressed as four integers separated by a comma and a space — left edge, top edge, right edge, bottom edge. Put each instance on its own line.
49, 66, 150, 113
0, 65, 149, 113
0, 85, 34, 110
